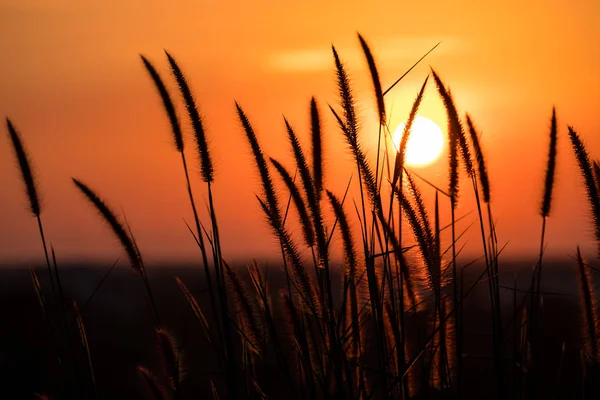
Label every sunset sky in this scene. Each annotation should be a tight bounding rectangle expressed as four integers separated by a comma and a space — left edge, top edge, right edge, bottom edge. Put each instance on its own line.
1, 0, 599, 266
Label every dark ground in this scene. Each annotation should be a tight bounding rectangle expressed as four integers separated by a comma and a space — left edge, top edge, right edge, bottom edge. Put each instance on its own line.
0, 258, 593, 399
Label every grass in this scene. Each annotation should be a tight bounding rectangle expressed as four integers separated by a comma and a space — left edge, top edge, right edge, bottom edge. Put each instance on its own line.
4, 33, 600, 399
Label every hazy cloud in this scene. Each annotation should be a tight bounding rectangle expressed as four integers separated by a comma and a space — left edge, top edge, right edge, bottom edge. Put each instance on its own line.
267, 36, 466, 73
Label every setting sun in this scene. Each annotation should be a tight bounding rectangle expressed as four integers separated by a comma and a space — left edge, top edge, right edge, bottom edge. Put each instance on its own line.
392, 115, 445, 166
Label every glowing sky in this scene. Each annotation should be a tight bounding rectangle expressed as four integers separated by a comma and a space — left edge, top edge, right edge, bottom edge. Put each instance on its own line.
1, 0, 599, 265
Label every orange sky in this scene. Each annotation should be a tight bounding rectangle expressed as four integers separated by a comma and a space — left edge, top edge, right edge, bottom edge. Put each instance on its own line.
1, 1, 599, 265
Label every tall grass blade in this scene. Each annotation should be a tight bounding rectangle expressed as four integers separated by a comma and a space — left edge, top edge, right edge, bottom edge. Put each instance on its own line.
79, 259, 119, 314
383, 41, 441, 96
175, 278, 212, 344
138, 366, 169, 400
73, 301, 97, 398
29, 266, 61, 364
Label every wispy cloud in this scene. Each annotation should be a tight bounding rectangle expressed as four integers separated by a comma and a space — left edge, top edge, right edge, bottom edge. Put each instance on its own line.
267, 36, 466, 73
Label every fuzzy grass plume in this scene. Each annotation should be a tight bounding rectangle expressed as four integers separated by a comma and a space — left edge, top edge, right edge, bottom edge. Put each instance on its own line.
405, 171, 434, 247
156, 328, 184, 393
141, 55, 183, 152
270, 158, 315, 248
332, 46, 358, 141
391, 76, 428, 189
568, 127, 600, 255
256, 197, 320, 316
358, 33, 385, 124
327, 190, 361, 356
310, 97, 323, 198
331, 47, 380, 212
540, 107, 557, 218
224, 261, 262, 355
6, 118, 56, 294
399, 189, 437, 291
326, 191, 357, 275
465, 114, 491, 203
284, 118, 327, 263
236, 104, 281, 228
72, 179, 142, 271
576, 247, 600, 363
165, 51, 214, 182
6, 119, 40, 216
431, 69, 474, 205
593, 161, 600, 192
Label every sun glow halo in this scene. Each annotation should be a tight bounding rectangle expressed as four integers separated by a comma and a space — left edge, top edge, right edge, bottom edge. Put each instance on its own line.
392, 116, 444, 167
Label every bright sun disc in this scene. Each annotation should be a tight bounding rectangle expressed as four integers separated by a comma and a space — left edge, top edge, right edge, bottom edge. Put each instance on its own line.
392, 116, 444, 167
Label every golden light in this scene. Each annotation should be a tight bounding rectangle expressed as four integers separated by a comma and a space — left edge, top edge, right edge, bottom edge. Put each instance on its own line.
392, 116, 444, 167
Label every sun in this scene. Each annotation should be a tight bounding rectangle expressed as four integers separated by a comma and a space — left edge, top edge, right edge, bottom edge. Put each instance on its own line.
392, 116, 444, 167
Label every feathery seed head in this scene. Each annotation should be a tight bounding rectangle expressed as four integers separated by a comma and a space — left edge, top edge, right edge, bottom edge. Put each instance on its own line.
540, 107, 558, 217
156, 328, 184, 389
575, 247, 600, 362
465, 114, 491, 203
140, 55, 184, 153
392, 76, 428, 189
6, 119, 41, 216
568, 127, 600, 257
72, 179, 143, 272
164, 51, 214, 182
270, 158, 315, 247
236, 103, 282, 228
310, 97, 324, 198
431, 69, 467, 206
357, 33, 386, 124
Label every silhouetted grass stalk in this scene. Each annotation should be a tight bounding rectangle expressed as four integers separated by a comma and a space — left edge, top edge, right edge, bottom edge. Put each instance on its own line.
6, 119, 58, 296
568, 126, 600, 256
72, 179, 161, 329
331, 45, 390, 396
431, 69, 465, 396
465, 113, 505, 395
160, 52, 238, 396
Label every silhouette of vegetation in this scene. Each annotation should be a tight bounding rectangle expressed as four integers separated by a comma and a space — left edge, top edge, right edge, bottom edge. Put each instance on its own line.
4, 33, 600, 399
